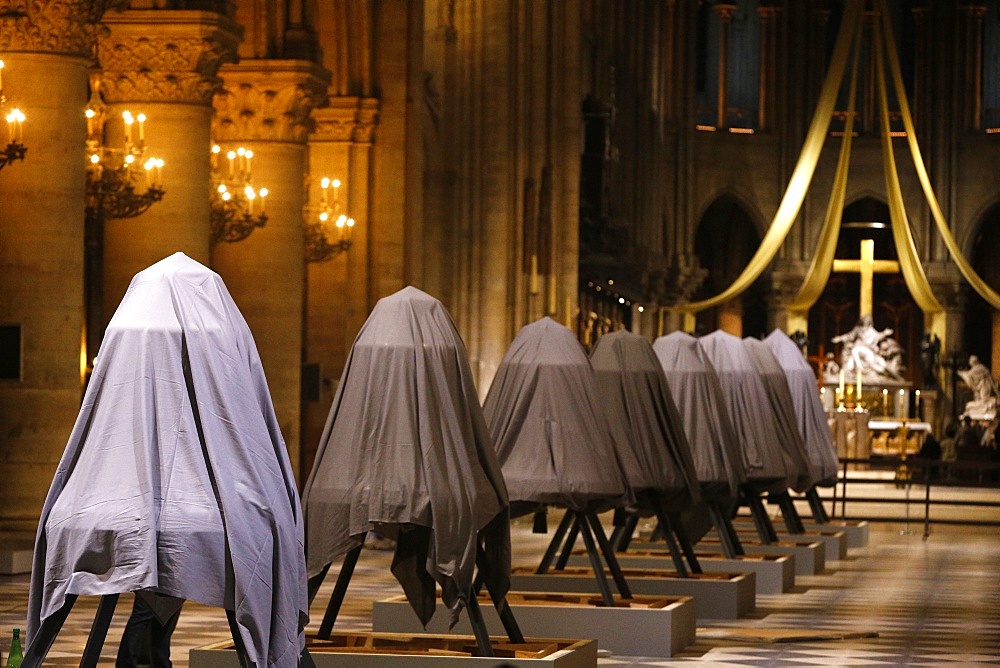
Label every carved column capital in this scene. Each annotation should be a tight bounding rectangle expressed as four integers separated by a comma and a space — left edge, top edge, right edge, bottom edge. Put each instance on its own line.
714, 3, 737, 23
98, 10, 241, 105
213, 60, 330, 144
0, 0, 119, 57
312, 97, 380, 144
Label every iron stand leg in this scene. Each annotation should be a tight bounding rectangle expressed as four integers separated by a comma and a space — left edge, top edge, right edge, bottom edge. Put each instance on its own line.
536, 509, 574, 574
317, 544, 363, 640
585, 512, 633, 599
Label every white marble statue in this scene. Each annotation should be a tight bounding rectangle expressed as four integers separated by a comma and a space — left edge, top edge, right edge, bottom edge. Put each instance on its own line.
958, 354, 998, 419
830, 315, 905, 382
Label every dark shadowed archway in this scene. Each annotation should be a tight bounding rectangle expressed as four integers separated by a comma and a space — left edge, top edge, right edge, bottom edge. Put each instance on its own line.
692, 196, 766, 338
964, 203, 1000, 372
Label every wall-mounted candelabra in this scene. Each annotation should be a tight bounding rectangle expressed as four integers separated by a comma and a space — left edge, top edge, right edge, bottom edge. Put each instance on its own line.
304, 177, 355, 263
0, 59, 27, 171
83, 72, 165, 378
85, 87, 165, 219
210, 144, 268, 244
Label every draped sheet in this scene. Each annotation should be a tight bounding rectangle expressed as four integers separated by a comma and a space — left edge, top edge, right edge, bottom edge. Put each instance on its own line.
302, 286, 509, 628
27, 253, 307, 668
652, 332, 746, 496
743, 338, 815, 492
482, 317, 629, 512
698, 331, 799, 492
589, 330, 701, 509
764, 330, 839, 485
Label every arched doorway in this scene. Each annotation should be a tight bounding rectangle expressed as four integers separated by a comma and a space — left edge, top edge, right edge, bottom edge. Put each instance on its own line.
963, 203, 1000, 372
808, 197, 922, 384
692, 196, 766, 338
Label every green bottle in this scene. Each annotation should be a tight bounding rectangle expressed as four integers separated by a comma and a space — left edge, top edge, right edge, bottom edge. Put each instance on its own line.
6, 628, 22, 668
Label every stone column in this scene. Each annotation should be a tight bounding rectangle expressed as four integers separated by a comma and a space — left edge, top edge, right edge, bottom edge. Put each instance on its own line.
302, 97, 378, 479
0, 2, 107, 531
98, 10, 241, 325
961, 4, 987, 130
714, 4, 736, 128
212, 60, 329, 481
757, 4, 780, 132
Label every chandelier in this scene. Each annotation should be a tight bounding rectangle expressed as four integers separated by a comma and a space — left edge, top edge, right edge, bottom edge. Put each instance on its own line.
0, 59, 27, 171
210, 144, 268, 244
304, 177, 355, 263
84, 78, 165, 220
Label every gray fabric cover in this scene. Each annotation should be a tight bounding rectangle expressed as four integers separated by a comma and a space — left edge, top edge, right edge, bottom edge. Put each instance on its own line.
589, 330, 701, 507
743, 337, 815, 492
652, 332, 746, 495
27, 253, 307, 667
764, 329, 839, 485
483, 317, 629, 511
698, 330, 799, 491
302, 286, 509, 628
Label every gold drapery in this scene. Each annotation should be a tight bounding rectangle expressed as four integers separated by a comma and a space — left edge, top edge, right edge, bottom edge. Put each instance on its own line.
876, 0, 1000, 313
871, 12, 946, 341
785, 26, 863, 334
675, 0, 864, 316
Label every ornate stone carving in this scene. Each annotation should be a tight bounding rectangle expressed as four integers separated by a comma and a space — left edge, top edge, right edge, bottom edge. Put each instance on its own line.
98, 11, 242, 105
213, 61, 330, 143
312, 97, 380, 144
661, 252, 708, 307
0, 0, 120, 57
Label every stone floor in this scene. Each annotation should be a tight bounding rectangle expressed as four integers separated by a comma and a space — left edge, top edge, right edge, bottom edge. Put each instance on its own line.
1, 501, 999, 666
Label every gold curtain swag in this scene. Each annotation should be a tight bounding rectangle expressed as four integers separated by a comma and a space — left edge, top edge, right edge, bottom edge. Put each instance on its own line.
785, 23, 864, 333
674, 0, 865, 318
871, 11, 945, 344
876, 0, 1000, 313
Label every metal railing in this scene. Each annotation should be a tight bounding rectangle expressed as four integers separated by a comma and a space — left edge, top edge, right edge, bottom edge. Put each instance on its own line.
824, 456, 1000, 538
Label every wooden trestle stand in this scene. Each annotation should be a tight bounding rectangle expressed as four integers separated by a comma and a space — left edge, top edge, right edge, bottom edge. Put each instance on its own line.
21, 593, 285, 668
307, 531, 525, 658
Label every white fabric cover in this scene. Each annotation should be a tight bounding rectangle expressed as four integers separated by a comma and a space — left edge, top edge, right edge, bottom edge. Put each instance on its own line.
483, 317, 629, 511
27, 253, 307, 667
302, 286, 509, 627
589, 330, 701, 507
743, 337, 815, 492
698, 330, 799, 492
764, 329, 839, 485
652, 332, 746, 496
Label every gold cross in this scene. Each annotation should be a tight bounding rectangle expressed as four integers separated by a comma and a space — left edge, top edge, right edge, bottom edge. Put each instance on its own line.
832, 238, 900, 317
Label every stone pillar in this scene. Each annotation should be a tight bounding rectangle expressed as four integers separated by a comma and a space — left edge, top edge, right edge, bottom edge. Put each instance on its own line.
714, 4, 736, 129
212, 60, 329, 481
98, 10, 241, 325
961, 4, 987, 130
757, 4, 779, 132
302, 97, 378, 480
0, 2, 106, 531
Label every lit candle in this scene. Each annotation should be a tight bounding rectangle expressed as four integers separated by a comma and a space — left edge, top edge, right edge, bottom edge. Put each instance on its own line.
227, 150, 236, 178
244, 149, 252, 179
332, 179, 341, 206
137, 113, 146, 143
85, 108, 95, 138
898, 388, 906, 419
259, 187, 268, 213
0, 59, 5, 95
6, 112, 14, 144
839, 369, 845, 398
155, 158, 163, 185
122, 111, 134, 148
211, 144, 221, 172
882, 388, 889, 417
915, 389, 921, 419
856, 370, 862, 402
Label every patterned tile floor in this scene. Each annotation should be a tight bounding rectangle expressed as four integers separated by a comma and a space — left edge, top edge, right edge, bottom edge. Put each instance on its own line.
2, 512, 999, 666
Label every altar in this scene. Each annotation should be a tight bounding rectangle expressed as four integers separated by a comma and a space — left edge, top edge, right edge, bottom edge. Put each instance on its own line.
867, 419, 931, 457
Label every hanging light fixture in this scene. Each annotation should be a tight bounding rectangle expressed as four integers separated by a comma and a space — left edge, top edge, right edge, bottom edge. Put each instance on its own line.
84, 75, 165, 220
209, 144, 268, 244
304, 176, 355, 263
0, 59, 27, 171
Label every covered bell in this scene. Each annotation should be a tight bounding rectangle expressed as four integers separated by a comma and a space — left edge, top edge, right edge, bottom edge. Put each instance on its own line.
483, 317, 629, 512
764, 329, 839, 485
698, 330, 799, 492
302, 286, 509, 627
589, 330, 701, 508
652, 331, 746, 497
27, 252, 308, 667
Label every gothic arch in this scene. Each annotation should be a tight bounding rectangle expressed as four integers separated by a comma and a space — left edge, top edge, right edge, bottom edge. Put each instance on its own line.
692, 194, 767, 337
